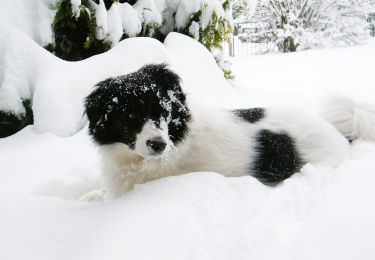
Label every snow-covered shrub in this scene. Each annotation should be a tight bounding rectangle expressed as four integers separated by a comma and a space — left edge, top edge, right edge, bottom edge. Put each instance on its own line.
253, 0, 371, 52
232, 0, 257, 20
97, 0, 137, 10
47, 0, 234, 77
233, 0, 248, 19
306, 0, 370, 48
0, 100, 33, 138
47, 0, 111, 61
177, 0, 233, 50
213, 50, 235, 79
175, 0, 234, 77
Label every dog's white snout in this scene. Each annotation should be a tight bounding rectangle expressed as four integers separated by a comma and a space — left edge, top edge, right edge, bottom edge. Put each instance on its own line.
135, 119, 171, 158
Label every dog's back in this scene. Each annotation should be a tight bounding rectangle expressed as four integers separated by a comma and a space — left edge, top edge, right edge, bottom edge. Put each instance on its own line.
180, 101, 350, 185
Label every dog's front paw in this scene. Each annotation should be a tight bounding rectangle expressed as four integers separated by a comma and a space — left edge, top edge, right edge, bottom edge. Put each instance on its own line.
79, 189, 106, 202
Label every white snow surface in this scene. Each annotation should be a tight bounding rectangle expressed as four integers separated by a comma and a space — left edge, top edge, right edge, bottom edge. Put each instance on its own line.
1, 23, 375, 260
0, 0, 56, 47
119, 2, 142, 37
95, 0, 109, 41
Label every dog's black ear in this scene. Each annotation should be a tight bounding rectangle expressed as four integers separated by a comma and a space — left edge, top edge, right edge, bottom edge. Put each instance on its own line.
139, 63, 184, 97
84, 82, 108, 135
84, 92, 99, 133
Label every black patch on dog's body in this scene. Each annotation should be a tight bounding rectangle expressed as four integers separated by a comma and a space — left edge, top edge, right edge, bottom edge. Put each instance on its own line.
85, 64, 190, 147
251, 129, 303, 185
233, 108, 265, 123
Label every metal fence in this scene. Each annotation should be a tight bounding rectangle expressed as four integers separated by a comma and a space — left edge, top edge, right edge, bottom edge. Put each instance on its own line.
224, 36, 274, 56
224, 20, 275, 56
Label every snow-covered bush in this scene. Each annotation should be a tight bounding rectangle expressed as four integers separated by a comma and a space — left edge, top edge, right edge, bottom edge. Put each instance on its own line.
0, 100, 33, 138
98, 0, 137, 10
307, 0, 370, 49
177, 0, 233, 50
174, 1, 235, 78
175, 0, 234, 78
47, 0, 111, 61
47, 0, 234, 76
253, 0, 371, 52
233, 0, 248, 19
213, 51, 235, 79
232, 0, 257, 20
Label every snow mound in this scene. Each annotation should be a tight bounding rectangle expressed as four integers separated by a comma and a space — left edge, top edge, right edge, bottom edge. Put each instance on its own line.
165, 33, 251, 108
1, 126, 375, 260
34, 36, 170, 136
0, 29, 171, 136
0, 28, 56, 115
0, 0, 55, 46
232, 41, 375, 112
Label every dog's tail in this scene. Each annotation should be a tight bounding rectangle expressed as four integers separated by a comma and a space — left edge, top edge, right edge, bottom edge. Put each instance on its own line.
321, 96, 375, 142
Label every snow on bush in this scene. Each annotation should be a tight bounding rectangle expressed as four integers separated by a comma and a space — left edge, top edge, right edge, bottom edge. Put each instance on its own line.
48, 0, 233, 58
46, 0, 235, 80
0, 0, 56, 46
0, 0, 58, 137
232, 0, 258, 20
119, 2, 142, 37
47, 0, 111, 61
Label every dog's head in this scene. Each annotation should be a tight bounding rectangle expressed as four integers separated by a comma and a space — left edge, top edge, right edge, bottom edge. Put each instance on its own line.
85, 64, 190, 158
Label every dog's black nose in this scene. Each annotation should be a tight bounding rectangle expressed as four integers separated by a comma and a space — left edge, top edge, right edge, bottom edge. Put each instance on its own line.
146, 138, 167, 154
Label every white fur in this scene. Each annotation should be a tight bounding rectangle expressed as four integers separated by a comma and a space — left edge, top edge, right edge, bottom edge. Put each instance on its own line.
320, 96, 375, 141
80, 98, 375, 201
134, 119, 172, 157
81, 102, 254, 200
258, 106, 350, 167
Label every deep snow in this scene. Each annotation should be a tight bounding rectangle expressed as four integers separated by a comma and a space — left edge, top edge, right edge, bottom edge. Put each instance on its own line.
2, 126, 375, 260
1, 37, 375, 260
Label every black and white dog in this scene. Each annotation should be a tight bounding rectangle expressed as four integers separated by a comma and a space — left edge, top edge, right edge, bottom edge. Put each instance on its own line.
81, 64, 375, 201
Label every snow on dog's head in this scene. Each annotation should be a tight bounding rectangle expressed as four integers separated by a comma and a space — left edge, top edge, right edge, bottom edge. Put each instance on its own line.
85, 64, 190, 158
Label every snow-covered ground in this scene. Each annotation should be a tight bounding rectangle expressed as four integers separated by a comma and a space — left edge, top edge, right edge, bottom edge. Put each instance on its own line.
1, 36, 375, 259
232, 39, 375, 110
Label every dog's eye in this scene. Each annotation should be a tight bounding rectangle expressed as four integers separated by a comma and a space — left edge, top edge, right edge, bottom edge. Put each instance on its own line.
129, 113, 135, 119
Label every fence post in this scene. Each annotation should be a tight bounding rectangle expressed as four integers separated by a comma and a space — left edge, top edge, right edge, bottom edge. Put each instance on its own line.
229, 34, 234, 57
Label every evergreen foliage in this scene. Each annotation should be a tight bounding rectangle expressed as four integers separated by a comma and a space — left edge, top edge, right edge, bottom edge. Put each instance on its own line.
177, 1, 233, 78
180, 2, 232, 51
47, 0, 234, 77
49, 0, 111, 61
232, 0, 252, 20
0, 100, 33, 138
137, 22, 163, 40
201, 11, 232, 50
93, 0, 137, 10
